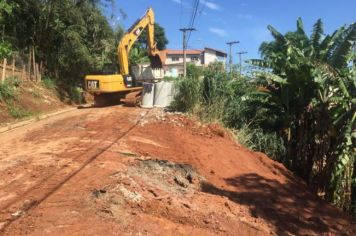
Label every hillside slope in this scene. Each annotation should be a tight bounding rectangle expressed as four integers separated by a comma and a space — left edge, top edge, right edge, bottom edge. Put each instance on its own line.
0, 80, 68, 124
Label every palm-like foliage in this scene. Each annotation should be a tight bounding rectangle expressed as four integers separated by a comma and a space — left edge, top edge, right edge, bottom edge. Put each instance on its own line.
251, 19, 356, 214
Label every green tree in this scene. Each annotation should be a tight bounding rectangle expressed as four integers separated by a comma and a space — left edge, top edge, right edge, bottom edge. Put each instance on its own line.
2, 0, 115, 82
0, 0, 17, 24
137, 23, 169, 50
0, 0, 17, 58
129, 22, 168, 66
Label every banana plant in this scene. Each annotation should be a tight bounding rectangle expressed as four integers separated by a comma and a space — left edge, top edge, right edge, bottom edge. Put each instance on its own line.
250, 18, 356, 214
129, 47, 149, 65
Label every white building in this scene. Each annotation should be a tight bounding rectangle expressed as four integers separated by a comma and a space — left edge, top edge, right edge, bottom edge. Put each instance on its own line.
161, 47, 227, 77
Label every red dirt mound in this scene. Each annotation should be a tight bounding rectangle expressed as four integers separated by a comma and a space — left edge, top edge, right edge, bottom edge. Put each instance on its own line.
127, 113, 355, 236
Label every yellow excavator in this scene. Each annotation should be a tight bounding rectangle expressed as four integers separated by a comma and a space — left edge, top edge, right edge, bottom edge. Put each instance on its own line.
84, 8, 164, 106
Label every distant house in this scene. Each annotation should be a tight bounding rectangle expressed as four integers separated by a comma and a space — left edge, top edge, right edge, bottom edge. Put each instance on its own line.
161, 47, 227, 77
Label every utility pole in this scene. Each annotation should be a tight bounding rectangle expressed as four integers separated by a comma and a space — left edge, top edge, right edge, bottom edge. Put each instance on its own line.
226, 41, 239, 78
237, 51, 247, 76
180, 28, 196, 77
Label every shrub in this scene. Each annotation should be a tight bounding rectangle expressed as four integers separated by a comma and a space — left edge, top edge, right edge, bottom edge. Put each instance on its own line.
68, 86, 83, 104
0, 77, 21, 103
42, 76, 57, 90
171, 77, 202, 113
186, 63, 203, 78
0, 82, 15, 103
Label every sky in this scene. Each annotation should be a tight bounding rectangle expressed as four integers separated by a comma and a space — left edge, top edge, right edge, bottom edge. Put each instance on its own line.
105, 0, 356, 64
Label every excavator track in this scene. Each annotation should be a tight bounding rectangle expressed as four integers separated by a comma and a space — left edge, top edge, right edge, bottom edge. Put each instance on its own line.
121, 90, 142, 107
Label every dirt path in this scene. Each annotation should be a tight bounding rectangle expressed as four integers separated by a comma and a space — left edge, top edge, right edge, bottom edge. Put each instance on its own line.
0, 106, 354, 235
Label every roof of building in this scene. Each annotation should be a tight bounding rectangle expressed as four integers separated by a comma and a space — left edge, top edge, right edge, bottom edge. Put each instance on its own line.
164, 49, 203, 55
204, 47, 227, 56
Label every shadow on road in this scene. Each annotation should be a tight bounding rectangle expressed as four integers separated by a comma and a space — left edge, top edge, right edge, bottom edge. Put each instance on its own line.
201, 173, 353, 235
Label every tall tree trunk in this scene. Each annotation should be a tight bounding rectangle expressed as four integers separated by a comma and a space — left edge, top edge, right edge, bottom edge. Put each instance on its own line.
11, 58, 15, 78
28, 49, 32, 80
1, 58, 7, 83
32, 47, 37, 81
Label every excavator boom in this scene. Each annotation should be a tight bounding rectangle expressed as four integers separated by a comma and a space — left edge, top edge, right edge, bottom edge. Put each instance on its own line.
118, 8, 163, 75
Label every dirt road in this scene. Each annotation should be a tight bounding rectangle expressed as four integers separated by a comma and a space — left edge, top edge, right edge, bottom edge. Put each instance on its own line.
0, 106, 354, 235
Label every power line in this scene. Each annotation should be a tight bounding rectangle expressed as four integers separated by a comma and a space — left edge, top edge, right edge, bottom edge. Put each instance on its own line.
188, 0, 198, 28
187, 2, 206, 48
187, 0, 199, 41
187, 0, 200, 45
191, 0, 200, 27
194, 2, 206, 28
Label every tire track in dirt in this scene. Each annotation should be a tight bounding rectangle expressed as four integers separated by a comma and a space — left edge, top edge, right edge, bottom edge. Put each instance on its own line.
0, 125, 108, 202
0, 112, 105, 210
0, 108, 150, 232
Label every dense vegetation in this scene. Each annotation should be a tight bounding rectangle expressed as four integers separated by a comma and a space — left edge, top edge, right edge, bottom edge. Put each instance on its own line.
129, 23, 169, 65
1, 0, 117, 81
0, 0, 167, 98
173, 19, 356, 215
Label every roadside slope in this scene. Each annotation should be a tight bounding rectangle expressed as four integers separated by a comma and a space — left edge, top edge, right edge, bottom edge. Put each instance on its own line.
0, 80, 68, 124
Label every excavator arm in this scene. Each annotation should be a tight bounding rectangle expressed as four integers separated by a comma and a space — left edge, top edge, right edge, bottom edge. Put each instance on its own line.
118, 7, 162, 75
84, 7, 163, 107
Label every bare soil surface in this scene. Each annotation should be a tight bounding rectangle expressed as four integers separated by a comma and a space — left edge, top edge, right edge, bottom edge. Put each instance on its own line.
0, 106, 354, 235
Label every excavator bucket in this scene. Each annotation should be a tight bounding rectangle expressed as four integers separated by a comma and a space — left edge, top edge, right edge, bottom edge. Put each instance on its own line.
120, 90, 142, 107
149, 51, 165, 69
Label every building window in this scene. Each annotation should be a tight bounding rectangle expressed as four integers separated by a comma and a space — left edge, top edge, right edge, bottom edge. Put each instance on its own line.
191, 56, 199, 61
172, 57, 179, 61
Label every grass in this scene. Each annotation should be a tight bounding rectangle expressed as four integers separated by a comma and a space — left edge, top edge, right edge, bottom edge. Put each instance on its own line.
7, 104, 32, 119
0, 77, 33, 119
233, 127, 285, 160
0, 77, 21, 103
31, 89, 41, 98
0, 82, 16, 103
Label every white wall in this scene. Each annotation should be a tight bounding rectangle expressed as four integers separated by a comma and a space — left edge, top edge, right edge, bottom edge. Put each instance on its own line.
203, 48, 227, 66
163, 49, 226, 77
165, 54, 202, 65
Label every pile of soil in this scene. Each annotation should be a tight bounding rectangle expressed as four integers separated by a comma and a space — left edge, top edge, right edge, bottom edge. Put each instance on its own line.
123, 111, 355, 235
91, 159, 270, 235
